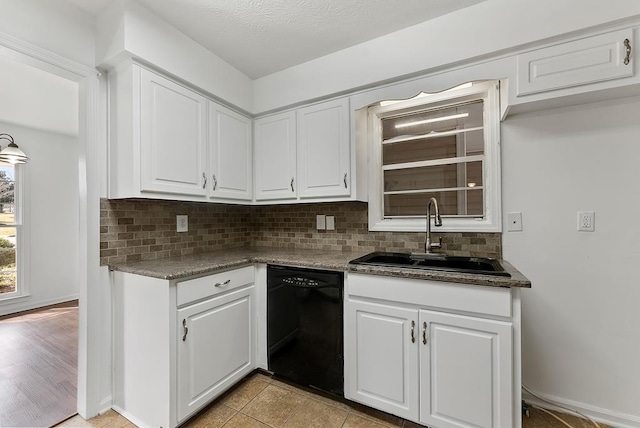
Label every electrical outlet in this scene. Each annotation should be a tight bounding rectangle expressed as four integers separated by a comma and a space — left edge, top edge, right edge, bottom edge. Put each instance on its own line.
176, 215, 188, 233
326, 216, 335, 230
316, 215, 326, 230
577, 211, 595, 232
507, 212, 523, 232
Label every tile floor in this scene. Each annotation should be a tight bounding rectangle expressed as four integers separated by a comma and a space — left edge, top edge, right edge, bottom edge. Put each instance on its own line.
57, 371, 609, 428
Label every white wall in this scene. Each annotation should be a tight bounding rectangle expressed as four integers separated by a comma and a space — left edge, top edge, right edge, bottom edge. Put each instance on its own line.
0, 0, 95, 68
502, 99, 640, 425
96, 0, 253, 113
0, 55, 78, 136
0, 121, 80, 316
253, 0, 640, 113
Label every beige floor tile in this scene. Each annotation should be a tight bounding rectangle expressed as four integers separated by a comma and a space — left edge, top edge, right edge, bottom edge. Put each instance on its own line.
56, 415, 102, 428
222, 413, 271, 428
240, 384, 307, 427
249, 372, 274, 384
283, 399, 348, 428
183, 403, 237, 428
307, 393, 352, 412
269, 380, 315, 399
523, 407, 611, 428
219, 376, 271, 410
343, 413, 388, 428
348, 403, 403, 428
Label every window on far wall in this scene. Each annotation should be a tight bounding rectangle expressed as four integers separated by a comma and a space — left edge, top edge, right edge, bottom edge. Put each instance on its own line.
367, 81, 502, 232
0, 164, 18, 297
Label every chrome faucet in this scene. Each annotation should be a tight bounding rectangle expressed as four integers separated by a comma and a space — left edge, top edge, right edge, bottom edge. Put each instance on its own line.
425, 197, 443, 253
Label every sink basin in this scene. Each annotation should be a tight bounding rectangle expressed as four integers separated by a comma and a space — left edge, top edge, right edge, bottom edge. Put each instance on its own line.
349, 252, 511, 277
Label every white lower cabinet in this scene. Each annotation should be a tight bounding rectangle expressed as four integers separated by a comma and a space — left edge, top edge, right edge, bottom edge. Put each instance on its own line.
346, 273, 519, 428
112, 266, 256, 428
177, 286, 254, 421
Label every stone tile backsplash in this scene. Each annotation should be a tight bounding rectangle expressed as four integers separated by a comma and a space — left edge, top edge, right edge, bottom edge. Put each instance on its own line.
100, 199, 502, 265
100, 199, 251, 265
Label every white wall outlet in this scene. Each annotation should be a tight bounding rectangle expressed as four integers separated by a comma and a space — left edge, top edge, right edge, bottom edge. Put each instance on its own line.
176, 215, 188, 233
326, 216, 335, 230
316, 215, 326, 230
507, 212, 523, 232
577, 211, 595, 232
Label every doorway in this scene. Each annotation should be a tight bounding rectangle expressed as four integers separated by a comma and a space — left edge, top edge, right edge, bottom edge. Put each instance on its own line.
0, 53, 82, 426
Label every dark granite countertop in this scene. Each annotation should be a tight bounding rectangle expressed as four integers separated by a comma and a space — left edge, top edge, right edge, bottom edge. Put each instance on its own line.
108, 246, 531, 288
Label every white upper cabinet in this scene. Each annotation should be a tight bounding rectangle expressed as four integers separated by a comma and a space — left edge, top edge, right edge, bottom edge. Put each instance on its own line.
139, 68, 208, 196
297, 98, 350, 199
254, 111, 297, 201
517, 28, 634, 97
209, 102, 253, 201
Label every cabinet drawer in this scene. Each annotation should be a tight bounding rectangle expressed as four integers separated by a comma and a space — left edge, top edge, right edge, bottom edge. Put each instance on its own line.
177, 266, 254, 306
517, 28, 634, 96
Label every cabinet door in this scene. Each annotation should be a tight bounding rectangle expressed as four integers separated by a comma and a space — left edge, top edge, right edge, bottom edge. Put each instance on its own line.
254, 112, 297, 200
517, 28, 634, 97
345, 299, 419, 420
177, 286, 255, 421
139, 68, 207, 196
209, 102, 253, 201
297, 98, 350, 198
419, 310, 513, 428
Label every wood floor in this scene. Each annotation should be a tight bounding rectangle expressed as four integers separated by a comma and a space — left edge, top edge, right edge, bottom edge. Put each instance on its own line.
0, 301, 78, 427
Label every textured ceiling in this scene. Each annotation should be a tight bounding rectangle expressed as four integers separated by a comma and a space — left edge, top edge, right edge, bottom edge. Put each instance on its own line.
68, 0, 485, 78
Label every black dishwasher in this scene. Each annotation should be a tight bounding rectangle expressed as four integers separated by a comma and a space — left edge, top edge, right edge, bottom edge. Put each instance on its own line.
267, 265, 344, 396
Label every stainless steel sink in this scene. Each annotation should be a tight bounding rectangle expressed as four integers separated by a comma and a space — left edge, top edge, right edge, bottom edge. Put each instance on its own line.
349, 251, 511, 277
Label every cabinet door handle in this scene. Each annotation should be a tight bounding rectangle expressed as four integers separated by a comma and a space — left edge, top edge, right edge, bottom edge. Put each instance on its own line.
214, 279, 231, 287
182, 319, 188, 342
343, 173, 348, 189
202, 173, 207, 189
422, 321, 427, 345
410, 320, 416, 343
624, 38, 632, 65
212, 174, 218, 191
291, 177, 295, 192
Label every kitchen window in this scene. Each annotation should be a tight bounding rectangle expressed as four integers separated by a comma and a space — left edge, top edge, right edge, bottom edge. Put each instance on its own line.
367, 81, 502, 232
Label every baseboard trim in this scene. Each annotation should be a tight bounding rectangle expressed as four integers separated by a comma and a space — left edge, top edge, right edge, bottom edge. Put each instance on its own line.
111, 405, 148, 428
0, 294, 79, 318
523, 389, 640, 428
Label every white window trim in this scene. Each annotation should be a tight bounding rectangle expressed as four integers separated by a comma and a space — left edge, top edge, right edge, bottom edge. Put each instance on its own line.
367, 81, 502, 233
0, 163, 30, 302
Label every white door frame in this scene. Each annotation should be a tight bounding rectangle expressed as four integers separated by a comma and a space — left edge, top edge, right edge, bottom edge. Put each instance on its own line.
0, 32, 106, 419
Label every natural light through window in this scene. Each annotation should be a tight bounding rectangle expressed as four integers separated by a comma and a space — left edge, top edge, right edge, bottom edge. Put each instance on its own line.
0, 164, 17, 296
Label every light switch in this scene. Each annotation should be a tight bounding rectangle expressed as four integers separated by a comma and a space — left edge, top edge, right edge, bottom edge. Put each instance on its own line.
176, 215, 188, 233
316, 215, 326, 230
326, 216, 335, 230
507, 212, 523, 232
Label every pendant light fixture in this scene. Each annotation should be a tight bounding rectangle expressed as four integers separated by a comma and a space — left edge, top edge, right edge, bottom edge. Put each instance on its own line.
0, 134, 29, 164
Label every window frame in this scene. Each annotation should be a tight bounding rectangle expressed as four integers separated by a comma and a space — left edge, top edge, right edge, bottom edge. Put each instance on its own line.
367, 81, 502, 232
0, 163, 28, 302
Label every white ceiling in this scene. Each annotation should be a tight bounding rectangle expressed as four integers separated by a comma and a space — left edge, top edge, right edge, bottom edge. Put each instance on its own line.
67, 0, 485, 78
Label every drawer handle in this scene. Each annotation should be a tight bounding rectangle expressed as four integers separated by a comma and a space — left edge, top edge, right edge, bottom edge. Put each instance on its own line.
202, 173, 207, 189
214, 279, 231, 287
410, 320, 415, 343
422, 321, 428, 345
182, 319, 188, 342
624, 38, 632, 65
